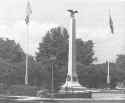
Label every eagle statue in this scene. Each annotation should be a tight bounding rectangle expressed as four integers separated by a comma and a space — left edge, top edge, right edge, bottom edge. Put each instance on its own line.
67, 9, 78, 17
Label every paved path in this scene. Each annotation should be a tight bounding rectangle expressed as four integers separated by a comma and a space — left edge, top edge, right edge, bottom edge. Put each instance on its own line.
1, 94, 125, 103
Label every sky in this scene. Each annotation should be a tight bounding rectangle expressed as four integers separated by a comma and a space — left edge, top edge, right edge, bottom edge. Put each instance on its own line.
0, 0, 125, 63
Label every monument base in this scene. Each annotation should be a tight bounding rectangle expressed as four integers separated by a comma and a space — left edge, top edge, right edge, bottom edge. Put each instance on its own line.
57, 80, 91, 98
60, 80, 87, 93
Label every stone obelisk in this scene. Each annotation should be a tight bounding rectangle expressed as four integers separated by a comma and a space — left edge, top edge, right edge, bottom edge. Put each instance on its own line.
61, 10, 84, 90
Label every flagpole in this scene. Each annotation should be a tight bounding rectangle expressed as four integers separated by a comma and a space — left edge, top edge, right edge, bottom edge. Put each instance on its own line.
25, 23, 29, 85
25, 0, 32, 85
107, 59, 110, 85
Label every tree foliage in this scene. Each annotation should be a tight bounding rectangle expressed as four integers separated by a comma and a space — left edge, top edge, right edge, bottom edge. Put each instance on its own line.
36, 27, 95, 65
1, 29, 125, 90
0, 38, 26, 86
0, 38, 25, 63
76, 39, 96, 65
36, 27, 96, 89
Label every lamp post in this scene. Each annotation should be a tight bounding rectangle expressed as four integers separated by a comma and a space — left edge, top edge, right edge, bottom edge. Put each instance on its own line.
49, 56, 56, 97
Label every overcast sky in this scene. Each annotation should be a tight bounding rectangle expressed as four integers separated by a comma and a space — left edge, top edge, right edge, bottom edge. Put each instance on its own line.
0, 0, 125, 63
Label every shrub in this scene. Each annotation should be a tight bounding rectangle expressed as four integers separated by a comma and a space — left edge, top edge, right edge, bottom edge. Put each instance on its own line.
6, 85, 39, 96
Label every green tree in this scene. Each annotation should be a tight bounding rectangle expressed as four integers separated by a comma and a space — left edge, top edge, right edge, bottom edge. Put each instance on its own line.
116, 55, 125, 65
88, 61, 125, 88
76, 39, 96, 65
0, 38, 25, 63
115, 55, 125, 82
0, 38, 26, 86
36, 27, 96, 89
36, 27, 95, 65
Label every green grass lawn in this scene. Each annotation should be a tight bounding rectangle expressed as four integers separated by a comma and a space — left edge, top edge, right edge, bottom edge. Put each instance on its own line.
0, 84, 40, 96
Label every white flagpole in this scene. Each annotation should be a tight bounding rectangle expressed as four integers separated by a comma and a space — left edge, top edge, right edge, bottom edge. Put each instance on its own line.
106, 9, 112, 86
107, 60, 110, 84
25, 23, 29, 85
106, 58, 111, 87
25, 0, 32, 85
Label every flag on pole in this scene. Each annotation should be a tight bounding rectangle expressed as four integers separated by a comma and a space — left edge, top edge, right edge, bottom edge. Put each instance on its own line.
109, 12, 114, 34
25, 1, 32, 24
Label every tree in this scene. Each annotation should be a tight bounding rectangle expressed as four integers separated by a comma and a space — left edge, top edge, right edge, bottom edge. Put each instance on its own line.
36, 27, 96, 89
0, 38, 25, 63
36, 27, 95, 65
29, 61, 51, 88
0, 38, 52, 87
0, 38, 26, 86
88, 61, 125, 88
116, 55, 125, 65
115, 55, 125, 82
76, 39, 96, 65
0, 57, 14, 85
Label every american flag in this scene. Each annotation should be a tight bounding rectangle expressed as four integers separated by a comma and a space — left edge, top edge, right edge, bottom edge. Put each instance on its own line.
109, 13, 114, 34
25, 1, 32, 24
